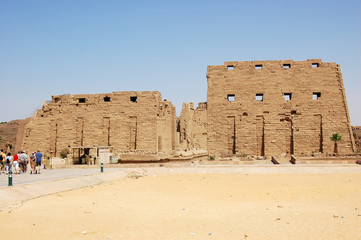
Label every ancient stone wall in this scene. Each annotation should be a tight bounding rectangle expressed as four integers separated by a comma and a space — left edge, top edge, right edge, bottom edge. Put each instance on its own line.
18, 59, 357, 160
179, 102, 208, 150
157, 100, 177, 154
352, 126, 361, 152
22, 91, 176, 158
206, 59, 355, 157
0, 119, 29, 154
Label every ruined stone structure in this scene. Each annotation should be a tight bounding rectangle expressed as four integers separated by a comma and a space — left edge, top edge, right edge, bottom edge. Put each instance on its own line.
0, 119, 29, 154
19, 59, 356, 162
178, 102, 208, 150
22, 91, 176, 160
352, 126, 361, 152
206, 59, 355, 157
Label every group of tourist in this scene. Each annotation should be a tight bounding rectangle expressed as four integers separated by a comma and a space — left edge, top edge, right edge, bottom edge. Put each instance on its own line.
0, 149, 43, 175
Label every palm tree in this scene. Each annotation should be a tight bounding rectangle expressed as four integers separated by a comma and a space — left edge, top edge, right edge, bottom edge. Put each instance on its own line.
330, 133, 342, 154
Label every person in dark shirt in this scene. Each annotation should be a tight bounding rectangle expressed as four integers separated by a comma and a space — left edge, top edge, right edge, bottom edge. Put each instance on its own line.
35, 150, 43, 174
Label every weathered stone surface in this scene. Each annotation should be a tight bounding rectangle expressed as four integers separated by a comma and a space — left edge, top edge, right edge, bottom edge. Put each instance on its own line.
206, 59, 355, 157
17, 59, 357, 160
352, 126, 361, 152
178, 102, 207, 150
21, 91, 176, 158
0, 119, 29, 153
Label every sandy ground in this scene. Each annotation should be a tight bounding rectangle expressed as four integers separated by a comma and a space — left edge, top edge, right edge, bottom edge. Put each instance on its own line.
1, 170, 361, 240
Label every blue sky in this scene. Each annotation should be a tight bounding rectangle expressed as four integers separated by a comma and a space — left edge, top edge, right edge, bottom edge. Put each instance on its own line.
1, 0, 360, 125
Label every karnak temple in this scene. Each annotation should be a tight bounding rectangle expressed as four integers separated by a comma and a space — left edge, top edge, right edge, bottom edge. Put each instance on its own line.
1, 59, 359, 164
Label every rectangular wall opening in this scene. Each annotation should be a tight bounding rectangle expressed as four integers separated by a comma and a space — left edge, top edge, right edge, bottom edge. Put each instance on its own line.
78, 98, 86, 103
313, 92, 321, 100
284, 93, 292, 101
283, 64, 291, 69
227, 65, 234, 70
256, 94, 263, 101
227, 94, 235, 102
255, 64, 263, 69
312, 63, 319, 68
130, 96, 138, 103
103, 96, 111, 102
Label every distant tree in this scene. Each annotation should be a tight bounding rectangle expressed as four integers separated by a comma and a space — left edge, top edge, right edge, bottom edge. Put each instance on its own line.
330, 133, 342, 154
60, 148, 69, 159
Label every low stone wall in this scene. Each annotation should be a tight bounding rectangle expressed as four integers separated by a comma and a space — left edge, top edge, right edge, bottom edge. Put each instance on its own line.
294, 156, 361, 164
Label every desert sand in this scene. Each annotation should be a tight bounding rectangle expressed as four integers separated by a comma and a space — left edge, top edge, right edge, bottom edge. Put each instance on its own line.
1, 169, 361, 240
